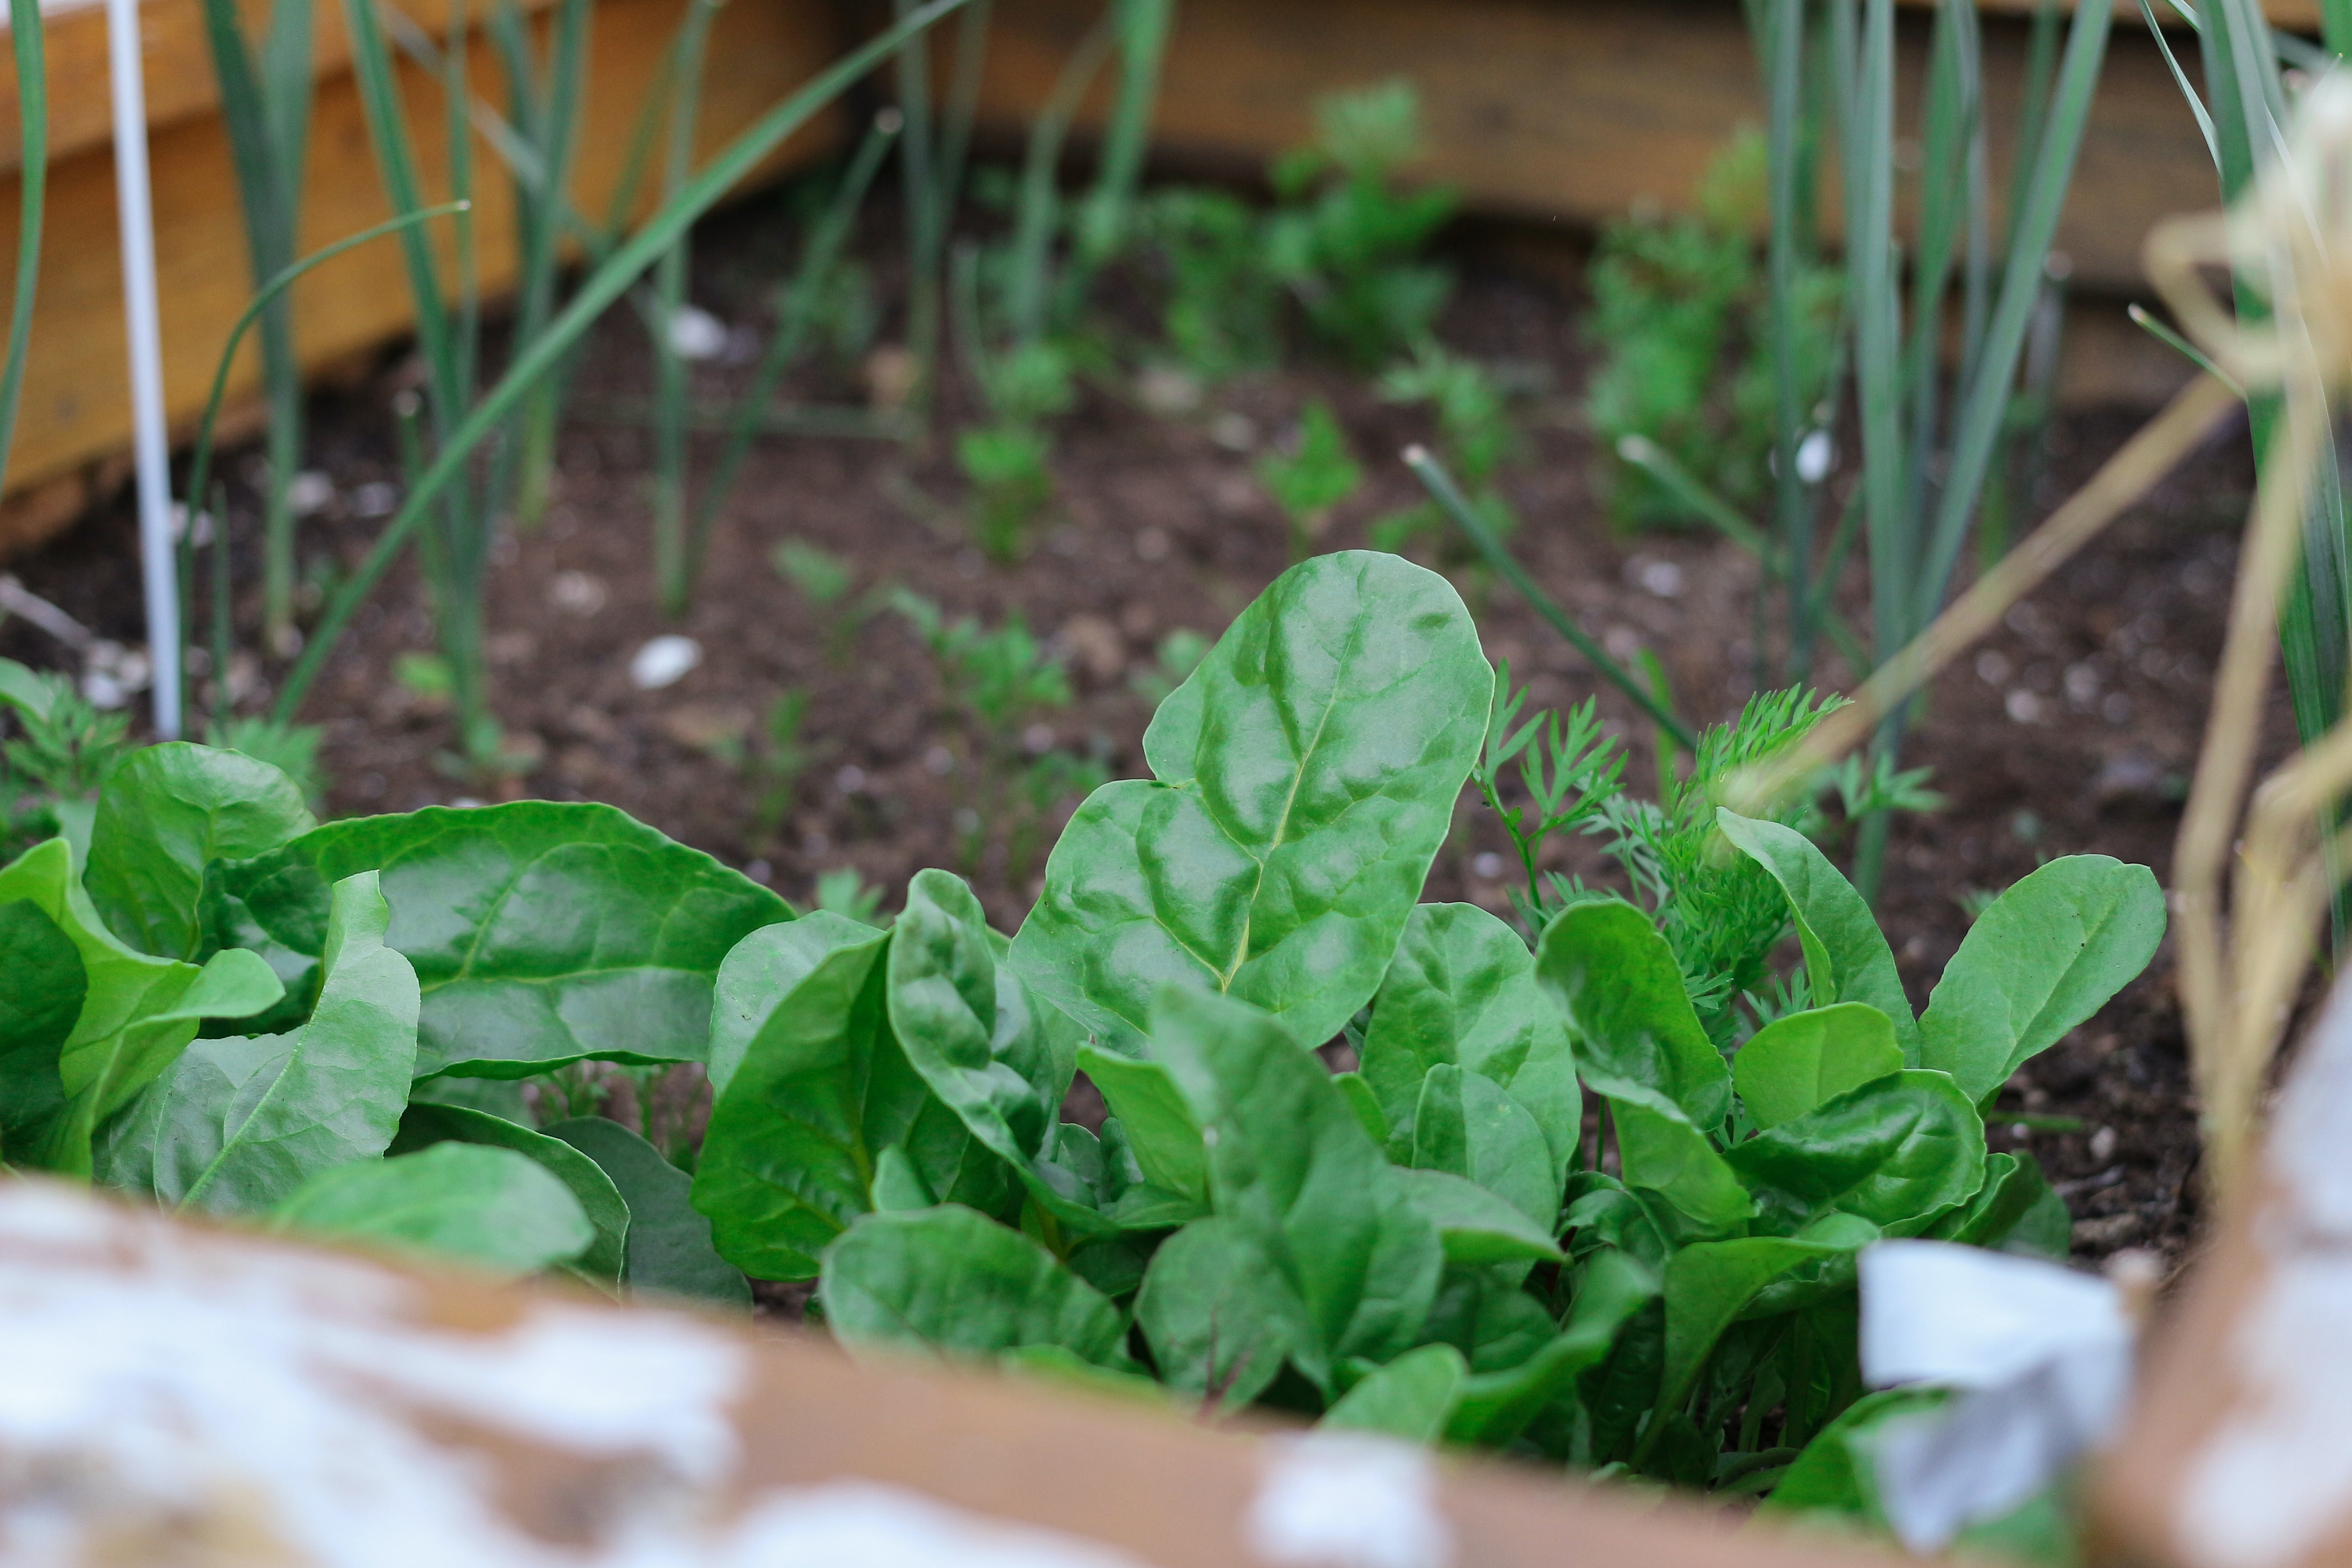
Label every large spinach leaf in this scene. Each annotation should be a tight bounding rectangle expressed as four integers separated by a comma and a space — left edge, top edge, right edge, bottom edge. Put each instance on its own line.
1917, 856, 2164, 1104
87, 743, 314, 960
209, 802, 792, 1078
271, 1142, 593, 1278
1716, 810, 1921, 1057
1724, 1069, 1986, 1236
1538, 900, 1730, 1131
819, 1204, 1134, 1369
1012, 552, 1490, 1052
96, 872, 419, 1215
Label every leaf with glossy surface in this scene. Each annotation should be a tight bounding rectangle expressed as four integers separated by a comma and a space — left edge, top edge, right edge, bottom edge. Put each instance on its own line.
1735, 1004, 1905, 1130
1726, 1070, 1985, 1236
1918, 856, 2163, 1104
1321, 1344, 1466, 1441
707, 915, 865, 1093
891, 870, 1125, 1236
392, 1102, 628, 1286
1587, 1074, 1754, 1235
1411, 1062, 1557, 1230
210, 801, 792, 1078
0, 898, 85, 1158
1538, 901, 1729, 1131
819, 1204, 1133, 1369
87, 742, 314, 960
1717, 811, 1919, 1056
1364, 902, 1581, 1186
273, 1142, 594, 1277
1392, 1167, 1562, 1266
1151, 985, 1442, 1368
1013, 552, 1491, 1052
1445, 1249, 1658, 1446
96, 873, 418, 1215
545, 1116, 749, 1308
691, 915, 1004, 1281
1134, 1214, 1312, 1405
0, 839, 284, 1172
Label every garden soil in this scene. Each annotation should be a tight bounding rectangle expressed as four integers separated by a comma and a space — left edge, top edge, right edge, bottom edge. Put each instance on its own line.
8, 202, 2282, 1283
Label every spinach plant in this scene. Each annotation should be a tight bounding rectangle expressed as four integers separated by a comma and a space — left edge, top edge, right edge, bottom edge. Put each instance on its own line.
892, 591, 1107, 879
687, 551, 2159, 1520
1257, 399, 1363, 561
1584, 132, 1842, 536
0, 551, 2158, 1541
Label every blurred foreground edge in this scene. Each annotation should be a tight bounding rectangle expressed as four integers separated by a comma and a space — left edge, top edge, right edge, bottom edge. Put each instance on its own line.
0, 1177, 1904, 1568
2096, 971, 2352, 1568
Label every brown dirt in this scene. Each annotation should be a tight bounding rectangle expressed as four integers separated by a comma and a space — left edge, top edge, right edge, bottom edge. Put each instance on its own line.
8, 198, 2279, 1274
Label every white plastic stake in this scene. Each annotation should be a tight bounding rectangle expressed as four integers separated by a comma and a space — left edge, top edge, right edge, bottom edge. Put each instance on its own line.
105, 0, 181, 738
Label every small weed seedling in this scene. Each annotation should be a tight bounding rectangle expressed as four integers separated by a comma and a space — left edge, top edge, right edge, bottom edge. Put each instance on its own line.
1138, 187, 1283, 382
749, 691, 818, 846
0, 659, 129, 852
1373, 343, 1518, 552
1265, 79, 1457, 367
814, 866, 889, 928
772, 539, 880, 661
892, 589, 1101, 875
1585, 132, 1842, 534
1257, 400, 1363, 561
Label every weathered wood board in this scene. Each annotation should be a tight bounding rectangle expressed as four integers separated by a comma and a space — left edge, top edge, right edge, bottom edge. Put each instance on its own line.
956, 0, 2227, 295
0, 1174, 1924, 1568
0, 0, 842, 549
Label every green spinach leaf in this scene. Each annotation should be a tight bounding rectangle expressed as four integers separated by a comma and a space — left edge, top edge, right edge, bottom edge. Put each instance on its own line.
1585, 1073, 1754, 1234
819, 1204, 1134, 1369
1716, 810, 1920, 1057
1321, 1343, 1467, 1441
0, 898, 85, 1159
95, 872, 418, 1215
272, 1142, 593, 1278
392, 1102, 629, 1286
1409, 1062, 1557, 1230
1725, 1069, 1985, 1236
545, 1116, 750, 1308
87, 743, 314, 960
1733, 1003, 1904, 1130
692, 913, 1007, 1281
1013, 552, 1490, 1052
210, 802, 792, 1078
0, 838, 283, 1173
1150, 985, 1443, 1373
1363, 902, 1580, 1187
1538, 900, 1729, 1130
1133, 1213, 1313, 1405
1917, 856, 2164, 1104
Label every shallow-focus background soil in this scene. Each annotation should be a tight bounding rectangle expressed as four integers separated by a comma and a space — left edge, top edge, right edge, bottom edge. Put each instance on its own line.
8, 196, 2279, 1271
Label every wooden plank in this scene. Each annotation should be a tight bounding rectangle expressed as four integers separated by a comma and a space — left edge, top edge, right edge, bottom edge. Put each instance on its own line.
3, 1176, 1925, 1568
960, 0, 2223, 294
0, 0, 566, 173
0, 0, 842, 534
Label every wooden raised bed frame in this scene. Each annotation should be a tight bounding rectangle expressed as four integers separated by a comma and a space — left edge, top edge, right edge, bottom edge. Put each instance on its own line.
0, 0, 2274, 551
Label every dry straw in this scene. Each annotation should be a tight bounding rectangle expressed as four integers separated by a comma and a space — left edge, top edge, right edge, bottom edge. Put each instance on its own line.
1733, 76, 2352, 1209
